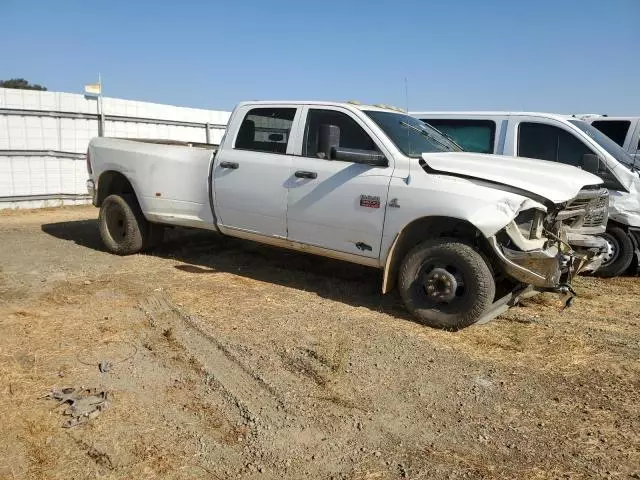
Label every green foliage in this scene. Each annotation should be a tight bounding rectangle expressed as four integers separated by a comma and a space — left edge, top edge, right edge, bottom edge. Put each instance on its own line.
0, 78, 47, 91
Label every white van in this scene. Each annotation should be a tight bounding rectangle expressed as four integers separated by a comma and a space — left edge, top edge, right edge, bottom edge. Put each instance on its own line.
411, 111, 640, 277
577, 115, 640, 163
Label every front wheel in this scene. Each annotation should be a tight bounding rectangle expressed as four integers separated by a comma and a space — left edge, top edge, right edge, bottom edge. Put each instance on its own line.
398, 239, 496, 330
595, 226, 634, 278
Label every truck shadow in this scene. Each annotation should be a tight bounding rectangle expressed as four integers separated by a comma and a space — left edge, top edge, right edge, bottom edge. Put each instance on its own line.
41, 220, 411, 320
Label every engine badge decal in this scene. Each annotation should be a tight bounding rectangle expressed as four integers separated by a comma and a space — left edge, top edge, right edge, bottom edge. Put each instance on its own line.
360, 195, 380, 208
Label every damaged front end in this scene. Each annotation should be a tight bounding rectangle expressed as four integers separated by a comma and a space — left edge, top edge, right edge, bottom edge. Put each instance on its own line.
488, 202, 605, 303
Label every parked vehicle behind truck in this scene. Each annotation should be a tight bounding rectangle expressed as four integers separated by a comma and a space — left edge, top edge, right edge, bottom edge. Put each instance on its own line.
413, 111, 638, 277
87, 101, 604, 330
577, 115, 640, 164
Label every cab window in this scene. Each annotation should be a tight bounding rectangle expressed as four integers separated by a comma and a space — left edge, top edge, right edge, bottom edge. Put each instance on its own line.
303, 109, 377, 159
235, 108, 296, 154
591, 120, 631, 147
518, 122, 594, 167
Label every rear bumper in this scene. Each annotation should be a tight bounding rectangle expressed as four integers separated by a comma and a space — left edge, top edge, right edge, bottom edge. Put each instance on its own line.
86, 179, 97, 206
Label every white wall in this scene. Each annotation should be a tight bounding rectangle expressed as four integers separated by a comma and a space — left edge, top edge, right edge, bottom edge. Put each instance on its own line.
0, 87, 231, 209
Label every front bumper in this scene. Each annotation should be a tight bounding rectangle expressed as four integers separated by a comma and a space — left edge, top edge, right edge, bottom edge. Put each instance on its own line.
566, 232, 608, 273
489, 237, 566, 288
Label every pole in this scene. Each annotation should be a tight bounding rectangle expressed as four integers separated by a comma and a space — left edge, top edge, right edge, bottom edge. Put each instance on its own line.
98, 73, 105, 137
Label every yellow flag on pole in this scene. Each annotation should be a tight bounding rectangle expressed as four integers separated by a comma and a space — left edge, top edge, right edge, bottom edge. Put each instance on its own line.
84, 82, 101, 95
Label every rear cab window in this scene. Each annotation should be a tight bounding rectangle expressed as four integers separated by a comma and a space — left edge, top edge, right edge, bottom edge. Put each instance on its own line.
235, 107, 296, 154
421, 119, 496, 154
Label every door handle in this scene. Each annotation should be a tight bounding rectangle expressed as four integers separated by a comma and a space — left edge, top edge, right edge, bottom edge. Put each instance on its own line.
220, 161, 239, 169
295, 170, 317, 179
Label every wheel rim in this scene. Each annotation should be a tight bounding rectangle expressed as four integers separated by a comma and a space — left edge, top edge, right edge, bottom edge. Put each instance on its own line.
105, 203, 127, 243
600, 233, 619, 267
416, 258, 468, 310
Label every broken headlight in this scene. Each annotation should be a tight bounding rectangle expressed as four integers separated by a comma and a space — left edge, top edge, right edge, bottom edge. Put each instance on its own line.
514, 208, 545, 240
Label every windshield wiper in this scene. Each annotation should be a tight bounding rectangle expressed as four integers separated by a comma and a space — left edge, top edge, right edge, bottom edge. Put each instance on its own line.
400, 121, 457, 151
428, 126, 464, 151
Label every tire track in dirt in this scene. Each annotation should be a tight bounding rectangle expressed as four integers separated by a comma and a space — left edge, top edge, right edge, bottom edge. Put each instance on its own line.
138, 292, 287, 427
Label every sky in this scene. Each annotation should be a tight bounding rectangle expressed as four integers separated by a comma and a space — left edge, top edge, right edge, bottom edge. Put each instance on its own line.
1, 0, 638, 114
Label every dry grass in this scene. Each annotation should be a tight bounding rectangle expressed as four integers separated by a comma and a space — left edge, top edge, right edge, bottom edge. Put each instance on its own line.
1, 206, 639, 479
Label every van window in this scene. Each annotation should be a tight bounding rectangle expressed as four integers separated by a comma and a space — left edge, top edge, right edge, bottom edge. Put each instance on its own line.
364, 110, 460, 156
235, 108, 296, 154
518, 122, 594, 167
303, 109, 377, 159
422, 119, 495, 154
591, 120, 631, 147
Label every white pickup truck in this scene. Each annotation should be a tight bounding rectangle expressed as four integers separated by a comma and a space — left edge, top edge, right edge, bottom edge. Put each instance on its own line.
87, 101, 604, 330
578, 115, 640, 164
414, 112, 636, 277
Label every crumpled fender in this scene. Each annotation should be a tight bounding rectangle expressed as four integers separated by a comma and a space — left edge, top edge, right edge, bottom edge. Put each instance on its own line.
609, 183, 640, 228
467, 196, 547, 237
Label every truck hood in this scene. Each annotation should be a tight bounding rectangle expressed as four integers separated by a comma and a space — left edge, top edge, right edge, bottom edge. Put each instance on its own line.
420, 152, 603, 204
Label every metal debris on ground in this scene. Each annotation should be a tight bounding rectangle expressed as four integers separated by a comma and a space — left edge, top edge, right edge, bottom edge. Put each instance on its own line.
98, 360, 112, 373
45, 387, 109, 428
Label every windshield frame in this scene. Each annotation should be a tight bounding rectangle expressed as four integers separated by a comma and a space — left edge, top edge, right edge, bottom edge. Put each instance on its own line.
363, 110, 462, 157
568, 119, 636, 170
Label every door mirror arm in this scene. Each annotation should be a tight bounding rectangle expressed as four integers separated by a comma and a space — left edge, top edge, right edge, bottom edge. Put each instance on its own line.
332, 147, 388, 167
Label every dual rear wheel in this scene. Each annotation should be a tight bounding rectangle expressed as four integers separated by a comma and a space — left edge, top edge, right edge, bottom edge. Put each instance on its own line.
99, 194, 164, 255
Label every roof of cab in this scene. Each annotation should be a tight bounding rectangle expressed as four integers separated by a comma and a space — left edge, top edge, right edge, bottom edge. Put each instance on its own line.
577, 115, 640, 121
410, 111, 584, 123
236, 100, 404, 114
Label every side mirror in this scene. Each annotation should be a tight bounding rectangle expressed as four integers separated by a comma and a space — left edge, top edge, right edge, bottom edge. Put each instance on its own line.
332, 147, 388, 167
318, 124, 340, 159
581, 153, 601, 174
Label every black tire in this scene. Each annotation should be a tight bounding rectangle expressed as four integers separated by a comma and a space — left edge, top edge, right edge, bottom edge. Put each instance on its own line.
398, 238, 496, 330
595, 226, 634, 278
99, 194, 151, 255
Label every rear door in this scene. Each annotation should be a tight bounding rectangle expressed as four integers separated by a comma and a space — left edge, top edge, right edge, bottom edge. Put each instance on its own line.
213, 105, 301, 237
286, 106, 393, 260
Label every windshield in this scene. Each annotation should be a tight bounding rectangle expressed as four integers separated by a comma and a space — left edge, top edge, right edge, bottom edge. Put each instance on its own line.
568, 119, 636, 169
363, 110, 462, 157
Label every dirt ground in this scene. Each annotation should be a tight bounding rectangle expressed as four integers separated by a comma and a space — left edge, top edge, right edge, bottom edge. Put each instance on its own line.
0, 206, 638, 480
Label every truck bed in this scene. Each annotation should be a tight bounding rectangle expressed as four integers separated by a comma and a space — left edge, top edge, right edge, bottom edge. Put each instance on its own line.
89, 137, 218, 229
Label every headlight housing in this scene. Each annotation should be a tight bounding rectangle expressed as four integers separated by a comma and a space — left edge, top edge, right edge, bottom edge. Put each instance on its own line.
514, 208, 545, 240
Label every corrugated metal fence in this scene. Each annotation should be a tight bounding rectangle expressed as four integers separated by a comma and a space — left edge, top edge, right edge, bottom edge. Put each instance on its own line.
0, 87, 231, 209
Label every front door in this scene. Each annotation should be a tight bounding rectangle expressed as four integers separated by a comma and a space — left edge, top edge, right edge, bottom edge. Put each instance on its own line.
286, 106, 393, 260
213, 106, 300, 237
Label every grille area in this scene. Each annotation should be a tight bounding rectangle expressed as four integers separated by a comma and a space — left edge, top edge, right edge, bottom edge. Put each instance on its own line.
562, 188, 609, 230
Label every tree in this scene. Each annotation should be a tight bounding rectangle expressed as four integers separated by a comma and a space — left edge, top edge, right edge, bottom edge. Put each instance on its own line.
0, 78, 47, 91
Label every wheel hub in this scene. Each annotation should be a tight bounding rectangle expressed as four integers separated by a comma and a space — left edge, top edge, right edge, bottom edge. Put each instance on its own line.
106, 205, 127, 241
601, 235, 618, 265
424, 268, 458, 303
